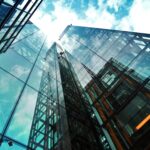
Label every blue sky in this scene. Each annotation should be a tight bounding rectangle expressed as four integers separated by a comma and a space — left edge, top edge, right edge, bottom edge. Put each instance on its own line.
31, 0, 150, 42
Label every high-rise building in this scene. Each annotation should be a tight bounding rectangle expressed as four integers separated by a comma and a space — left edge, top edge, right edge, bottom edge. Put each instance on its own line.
0, 23, 149, 150
0, 0, 43, 53
59, 26, 150, 150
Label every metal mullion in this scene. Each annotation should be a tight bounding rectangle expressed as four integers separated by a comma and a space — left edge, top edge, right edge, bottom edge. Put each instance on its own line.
69, 34, 107, 62
97, 32, 125, 58
116, 77, 150, 114
0, 65, 25, 83
64, 50, 110, 115
0, 0, 31, 43
93, 43, 149, 100
93, 31, 114, 51
0, 66, 75, 113
114, 34, 137, 59
3, 0, 43, 52
103, 77, 150, 126
126, 103, 148, 128
1, 36, 15, 43
73, 25, 150, 38
2, 1, 31, 14
12, 46, 36, 64
130, 35, 147, 51
4, 24, 23, 29
34, 62, 62, 84
110, 119, 131, 149
11, 30, 40, 46
0, 34, 46, 144
33, 138, 44, 149
0, 0, 24, 30
62, 50, 103, 149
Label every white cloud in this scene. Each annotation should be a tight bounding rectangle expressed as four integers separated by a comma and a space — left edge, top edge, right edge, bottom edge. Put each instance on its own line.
107, 0, 123, 12
31, 0, 150, 45
31, 1, 78, 42
10, 65, 29, 78
0, 76, 9, 93
31, 1, 116, 43
84, 4, 116, 28
8, 88, 38, 142
116, 0, 150, 33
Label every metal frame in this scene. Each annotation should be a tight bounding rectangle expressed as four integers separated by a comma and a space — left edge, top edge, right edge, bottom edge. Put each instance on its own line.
0, 0, 43, 53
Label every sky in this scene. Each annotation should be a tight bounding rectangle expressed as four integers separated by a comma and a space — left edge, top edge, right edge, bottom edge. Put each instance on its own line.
31, 0, 150, 42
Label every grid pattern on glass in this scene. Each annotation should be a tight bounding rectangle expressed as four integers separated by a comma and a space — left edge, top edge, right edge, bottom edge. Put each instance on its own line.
0, 0, 43, 53
59, 25, 150, 150
0, 22, 48, 149
0, 24, 150, 150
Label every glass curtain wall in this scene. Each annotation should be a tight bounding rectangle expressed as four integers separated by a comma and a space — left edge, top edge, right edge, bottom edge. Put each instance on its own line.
59, 25, 150, 150
58, 47, 102, 150
0, 23, 72, 150
0, 23, 149, 150
28, 43, 71, 150
0, 22, 49, 150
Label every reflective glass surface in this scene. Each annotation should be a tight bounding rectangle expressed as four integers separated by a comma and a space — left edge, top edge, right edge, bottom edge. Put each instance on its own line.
0, 69, 23, 132
0, 0, 43, 53
7, 86, 38, 145
60, 26, 150, 150
0, 24, 149, 150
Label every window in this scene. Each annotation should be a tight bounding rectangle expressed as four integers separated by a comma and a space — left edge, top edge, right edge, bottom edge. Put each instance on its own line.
101, 70, 117, 88
117, 93, 150, 136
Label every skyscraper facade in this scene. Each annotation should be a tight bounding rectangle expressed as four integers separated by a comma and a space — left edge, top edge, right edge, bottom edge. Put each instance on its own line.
0, 0, 43, 53
0, 24, 150, 150
0, 22, 48, 150
58, 25, 150, 150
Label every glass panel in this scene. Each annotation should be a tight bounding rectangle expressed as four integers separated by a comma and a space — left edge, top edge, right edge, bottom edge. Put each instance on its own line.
66, 52, 92, 87
0, 28, 8, 39
4, 0, 25, 6
145, 80, 150, 90
13, 22, 39, 43
0, 41, 7, 50
98, 34, 129, 61
27, 66, 43, 91
126, 47, 150, 82
117, 92, 150, 136
0, 50, 32, 81
0, 36, 15, 52
4, 9, 20, 27
115, 42, 142, 67
6, 86, 38, 145
0, 142, 25, 150
0, 3, 11, 24
12, 42, 38, 63
107, 81, 135, 109
0, 68, 23, 132
36, 56, 48, 70
86, 54, 106, 74
39, 41, 50, 59
101, 69, 118, 88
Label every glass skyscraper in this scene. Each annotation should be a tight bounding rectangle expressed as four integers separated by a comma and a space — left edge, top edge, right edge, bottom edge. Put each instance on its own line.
0, 23, 150, 150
